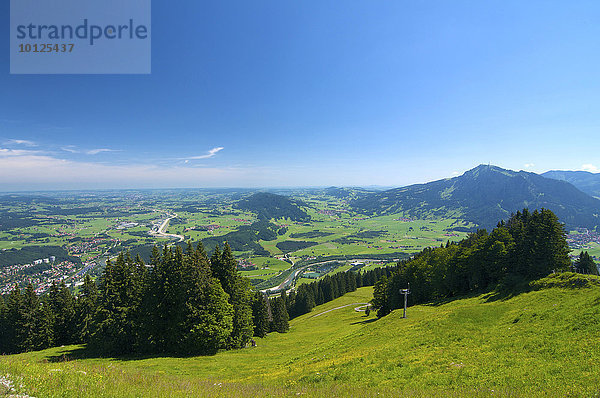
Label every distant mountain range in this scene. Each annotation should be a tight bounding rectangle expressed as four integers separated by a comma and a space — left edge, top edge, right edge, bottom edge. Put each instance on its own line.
542, 170, 600, 198
351, 165, 600, 230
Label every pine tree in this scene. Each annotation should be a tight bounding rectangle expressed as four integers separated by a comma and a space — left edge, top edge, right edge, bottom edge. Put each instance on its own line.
140, 242, 235, 355
180, 270, 234, 355
0, 296, 7, 353
211, 243, 254, 349
371, 276, 390, 318
355, 271, 363, 288
286, 290, 296, 315
294, 289, 315, 316
574, 251, 598, 275
4, 287, 23, 353
141, 246, 186, 353
20, 284, 39, 352
270, 296, 289, 333
75, 275, 98, 343
251, 291, 270, 338
49, 281, 76, 346
91, 253, 145, 354
211, 243, 238, 295
33, 297, 54, 350
180, 242, 234, 355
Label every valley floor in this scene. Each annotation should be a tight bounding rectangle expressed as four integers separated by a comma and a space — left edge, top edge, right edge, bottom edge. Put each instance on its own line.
2, 277, 600, 397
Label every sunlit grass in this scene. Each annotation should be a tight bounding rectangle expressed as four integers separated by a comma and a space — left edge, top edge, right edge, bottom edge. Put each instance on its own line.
3, 275, 600, 397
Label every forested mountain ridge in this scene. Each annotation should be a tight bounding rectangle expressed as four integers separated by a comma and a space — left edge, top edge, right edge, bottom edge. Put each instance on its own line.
542, 170, 600, 198
352, 164, 600, 230
235, 192, 310, 222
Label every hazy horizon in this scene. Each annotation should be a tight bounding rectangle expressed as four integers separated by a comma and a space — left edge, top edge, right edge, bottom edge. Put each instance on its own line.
0, 164, 597, 193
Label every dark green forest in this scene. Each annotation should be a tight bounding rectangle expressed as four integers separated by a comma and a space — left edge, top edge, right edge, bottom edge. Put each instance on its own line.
371, 208, 593, 317
0, 242, 392, 356
0, 243, 255, 356
235, 192, 310, 222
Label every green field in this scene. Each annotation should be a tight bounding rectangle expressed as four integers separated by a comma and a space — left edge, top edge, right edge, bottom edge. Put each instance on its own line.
575, 241, 600, 258
2, 274, 600, 397
239, 256, 291, 278
1, 190, 479, 292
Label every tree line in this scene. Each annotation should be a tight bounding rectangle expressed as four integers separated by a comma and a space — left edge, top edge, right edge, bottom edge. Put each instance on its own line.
0, 240, 396, 355
371, 208, 595, 317
0, 243, 256, 355
251, 265, 397, 337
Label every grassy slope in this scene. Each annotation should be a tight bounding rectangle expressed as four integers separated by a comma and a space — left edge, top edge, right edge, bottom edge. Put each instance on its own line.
2, 274, 600, 397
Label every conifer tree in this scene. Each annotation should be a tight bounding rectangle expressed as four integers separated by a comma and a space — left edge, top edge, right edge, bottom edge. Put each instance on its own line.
211, 243, 238, 295
286, 290, 296, 315
371, 276, 390, 318
180, 241, 234, 354
574, 251, 598, 275
4, 287, 23, 353
91, 253, 145, 354
217, 243, 253, 349
293, 288, 315, 316
270, 295, 289, 333
20, 284, 40, 352
49, 281, 76, 346
150, 245, 161, 266
75, 275, 98, 343
141, 246, 185, 353
33, 297, 54, 350
252, 291, 270, 338
0, 296, 7, 353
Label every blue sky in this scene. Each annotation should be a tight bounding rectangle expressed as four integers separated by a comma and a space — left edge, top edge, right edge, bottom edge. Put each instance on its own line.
1, 1, 600, 190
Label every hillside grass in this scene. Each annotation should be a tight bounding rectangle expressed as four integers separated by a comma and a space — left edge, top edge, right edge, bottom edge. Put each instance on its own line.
2, 274, 600, 397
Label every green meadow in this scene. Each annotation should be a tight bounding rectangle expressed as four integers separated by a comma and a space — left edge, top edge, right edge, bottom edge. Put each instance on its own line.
2, 273, 600, 397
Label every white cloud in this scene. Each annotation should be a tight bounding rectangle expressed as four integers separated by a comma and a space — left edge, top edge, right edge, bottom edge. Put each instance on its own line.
4, 139, 36, 147
524, 163, 535, 168
0, 148, 40, 157
0, 151, 262, 190
184, 147, 224, 160
582, 164, 600, 173
85, 148, 119, 155
61, 146, 119, 155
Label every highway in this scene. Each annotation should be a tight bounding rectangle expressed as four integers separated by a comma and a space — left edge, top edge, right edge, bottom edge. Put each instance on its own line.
149, 213, 185, 242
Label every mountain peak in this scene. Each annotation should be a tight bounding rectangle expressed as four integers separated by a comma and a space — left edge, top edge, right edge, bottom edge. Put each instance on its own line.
461, 164, 517, 179
352, 165, 600, 229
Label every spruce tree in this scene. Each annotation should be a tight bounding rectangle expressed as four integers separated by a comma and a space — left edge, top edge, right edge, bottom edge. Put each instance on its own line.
92, 253, 145, 354
75, 275, 98, 343
211, 243, 238, 295
286, 290, 296, 315
33, 297, 54, 350
252, 291, 270, 338
270, 295, 289, 333
210, 243, 254, 349
294, 289, 315, 316
180, 241, 234, 355
49, 281, 76, 346
575, 251, 598, 275
0, 296, 7, 353
141, 246, 186, 353
4, 287, 23, 353
20, 284, 39, 352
